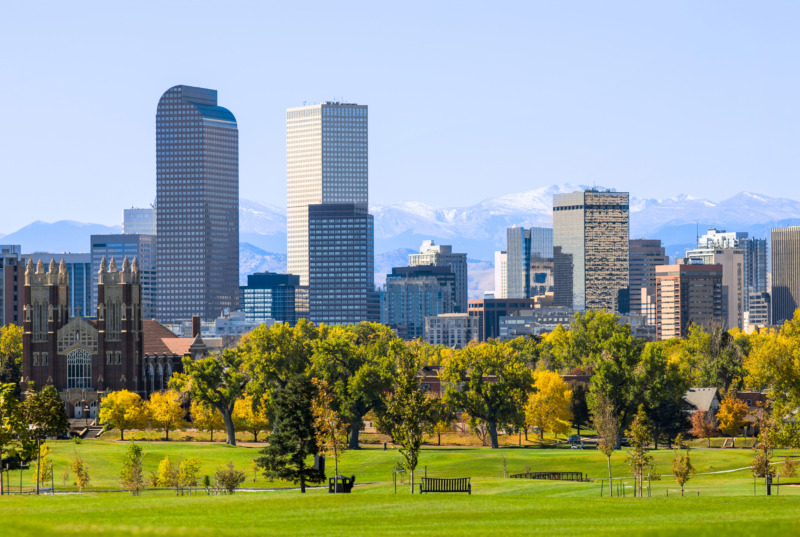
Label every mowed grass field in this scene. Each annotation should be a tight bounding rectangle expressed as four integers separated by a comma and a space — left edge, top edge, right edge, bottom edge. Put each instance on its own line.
1, 440, 800, 536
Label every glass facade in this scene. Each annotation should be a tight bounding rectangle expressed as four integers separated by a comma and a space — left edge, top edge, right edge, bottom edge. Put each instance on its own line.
771, 226, 800, 324
91, 234, 157, 320
628, 239, 668, 320
553, 190, 629, 312
287, 102, 368, 285
23, 253, 91, 319
156, 85, 239, 322
240, 272, 301, 325
124, 207, 157, 235
308, 203, 375, 325
408, 241, 468, 313
381, 265, 456, 339
505, 227, 553, 300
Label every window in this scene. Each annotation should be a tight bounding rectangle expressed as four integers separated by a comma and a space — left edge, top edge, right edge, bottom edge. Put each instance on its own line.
67, 349, 92, 389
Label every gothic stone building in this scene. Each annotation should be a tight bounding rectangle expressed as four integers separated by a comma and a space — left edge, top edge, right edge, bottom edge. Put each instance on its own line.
22, 256, 146, 419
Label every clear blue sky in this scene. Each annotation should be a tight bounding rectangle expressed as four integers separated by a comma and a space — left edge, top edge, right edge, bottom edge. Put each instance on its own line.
1, 1, 798, 233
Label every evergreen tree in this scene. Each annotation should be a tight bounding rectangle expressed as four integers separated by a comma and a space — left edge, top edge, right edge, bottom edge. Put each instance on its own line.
256, 374, 322, 493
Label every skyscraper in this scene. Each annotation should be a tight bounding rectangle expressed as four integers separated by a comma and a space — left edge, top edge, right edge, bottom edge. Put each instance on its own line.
287, 102, 368, 285
22, 253, 91, 319
684, 246, 744, 330
91, 234, 157, 320
628, 239, 669, 322
156, 85, 239, 322
382, 265, 457, 339
307, 203, 375, 325
656, 263, 723, 340
505, 227, 553, 299
408, 241, 468, 312
239, 272, 301, 326
494, 251, 507, 298
124, 207, 157, 235
771, 226, 800, 324
553, 190, 629, 311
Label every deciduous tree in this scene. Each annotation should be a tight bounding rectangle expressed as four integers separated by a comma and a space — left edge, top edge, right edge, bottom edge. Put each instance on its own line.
99, 390, 145, 441
22, 383, 69, 494
0, 382, 30, 495
0, 325, 23, 367
637, 344, 690, 448
171, 349, 248, 445
256, 374, 322, 493
145, 390, 186, 441
311, 378, 348, 491
441, 341, 533, 448
525, 370, 573, 440
671, 435, 694, 496
625, 405, 653, 498
120, 442, 145, 495
190, 400, 224, 442
688, 410, 717, 448
179, 456, 201, 493
70, 449, 90, 492
717, 393, 748, 439
233, 393, 271, 442
592, 392, 618, 497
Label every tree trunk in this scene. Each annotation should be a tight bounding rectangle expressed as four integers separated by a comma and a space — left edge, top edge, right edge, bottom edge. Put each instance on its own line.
410, 467, 414, 494
210, 429, 214, 442
607, 455, 613, 497
707, 436, 711, 448
437, 433, 441, 446
1, 448, 4, 496
221, 410, 237, 446
348, 421, 360, 450
121, 428, 125, 441
488, 421, 499, 449
524, 428, 528, 441
253, 432, 258, 443
539, 428, 544, 441
35, 439, 41, 495
165, 427, 169, 441
300, 472, 306, 493
576, 423, 581, 436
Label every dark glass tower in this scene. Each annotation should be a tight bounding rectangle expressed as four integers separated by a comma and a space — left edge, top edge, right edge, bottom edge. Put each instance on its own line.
156, 85, 239, 322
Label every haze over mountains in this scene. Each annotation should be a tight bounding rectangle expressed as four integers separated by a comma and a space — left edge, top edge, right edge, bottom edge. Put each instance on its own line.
4, 185, 800, 298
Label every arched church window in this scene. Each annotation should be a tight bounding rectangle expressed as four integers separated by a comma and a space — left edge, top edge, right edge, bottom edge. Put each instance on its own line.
67, 349, 92, 389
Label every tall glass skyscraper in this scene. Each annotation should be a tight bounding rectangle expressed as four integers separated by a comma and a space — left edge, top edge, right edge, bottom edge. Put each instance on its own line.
506, 227, 553, 299
286, 102, 368, 285
553, 190, 629, 312
156, 85, 239, 322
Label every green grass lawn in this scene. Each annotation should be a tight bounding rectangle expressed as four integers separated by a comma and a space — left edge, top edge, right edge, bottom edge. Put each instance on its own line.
1, 440, 799, 536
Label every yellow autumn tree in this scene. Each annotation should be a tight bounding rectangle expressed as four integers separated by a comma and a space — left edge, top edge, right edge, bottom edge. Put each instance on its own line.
716, 393, 748, 438
99, 390, 146, 441
146, 390, 186, 441
525, 370, 573, 440
190, 400, 224, 442
232, 393, 271, 442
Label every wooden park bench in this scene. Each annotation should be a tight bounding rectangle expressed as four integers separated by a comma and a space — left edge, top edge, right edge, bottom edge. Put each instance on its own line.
419, 477, 471, 494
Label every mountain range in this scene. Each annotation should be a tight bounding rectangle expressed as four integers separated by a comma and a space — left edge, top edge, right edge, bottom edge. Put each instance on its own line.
4, 185, 800, 297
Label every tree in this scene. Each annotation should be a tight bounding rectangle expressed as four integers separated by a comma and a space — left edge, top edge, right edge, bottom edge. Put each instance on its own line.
0, 382, 30, 496
717, 393, 748, 439
178, 456, 201, 493
688, 410, 717, 448
120, 442, 145, 495
215, 461, 246, 494
310, 323, 397, 449
592, 392, 619, 497
671, 435, 694, 496
569, 382, 590, 436
0, 325, 23, 367
430, 398, 456, 446
383, 344, 433, 493
256, 374, 322, 493
525, 370, 573, 440
441, 341, 534, 448
99, 390, 145, 441
625, 406, 653, 498
637, 344, 690, 448
37, 442, 53, 490
233, 393, 271, 442
145, 390, 186, 441
171, 349, 248, 446
190, 400, 224, 442
22, 383, 69, 494
0, 353, 21, 398
311, 378, 348, 492
675, 323, 745, 391
70, 449, 90, 492
157, 456, 180, 493
752, 411, 777, 480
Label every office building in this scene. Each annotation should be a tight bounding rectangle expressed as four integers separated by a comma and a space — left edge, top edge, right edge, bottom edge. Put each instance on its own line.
382, 265, 456, 340
424, 313, 479, 349
0, 245, 24, 326
494, 251, 507, 299
553, 190, 629, 312
628, 240, 669, 321
240, 272, 302, 326
505, 227, 553, 300
685, 246, 744, 330
91, 234, 157, 320
499, 307, 574, 339
287, 102, 368, 286
409, 241, 468, 313
655, 263, 723, 340
744, 292, 771, 333
123, 207, 157, 235
308, 203, 375, 325
156, 85, 239, 322
467, 298, 538, 341
771, 226, 800, 324
22, 253, 91, 319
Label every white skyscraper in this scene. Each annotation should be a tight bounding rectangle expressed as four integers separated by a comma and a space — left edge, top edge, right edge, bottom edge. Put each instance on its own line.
494, 251, 507, 298
286, 102, 368, 285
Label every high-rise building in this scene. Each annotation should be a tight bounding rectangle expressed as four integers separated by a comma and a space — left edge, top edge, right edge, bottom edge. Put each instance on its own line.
685, 247, 744, 330
424, 313, 479, 349
467, 298, 538, 341
381, 265, 456, 339
494, 251, 507, 299
308, 203, 375, 325
744, 292, 771, 332
156, 85, 239, 322
91, 234, 157, 320
409, 241, 468, 313
287, 102, 368, 286
655, 263, 723, 340
505, 227, 553, 300
553, 190, 629, 312
22, 253, 91, 319
123, 207, 157, 235
0, 245, 24, 326
628, 239, 669, 322
771, 226, 800, 324
239, 272, 302, 326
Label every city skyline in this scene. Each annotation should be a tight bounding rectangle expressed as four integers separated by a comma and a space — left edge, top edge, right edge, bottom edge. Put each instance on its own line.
2, 2, 800, 232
